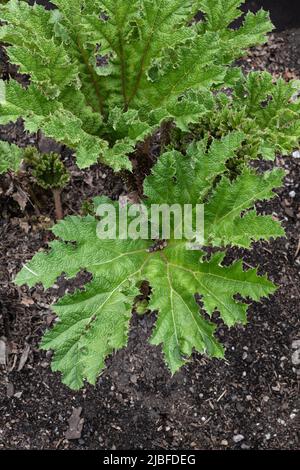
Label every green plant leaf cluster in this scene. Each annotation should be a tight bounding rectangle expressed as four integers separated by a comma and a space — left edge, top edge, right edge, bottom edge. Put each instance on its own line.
0, 0, 273, 171
16, 135, 285, 389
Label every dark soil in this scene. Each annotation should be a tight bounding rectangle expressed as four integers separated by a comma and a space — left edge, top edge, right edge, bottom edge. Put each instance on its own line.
0, 31, 300, 450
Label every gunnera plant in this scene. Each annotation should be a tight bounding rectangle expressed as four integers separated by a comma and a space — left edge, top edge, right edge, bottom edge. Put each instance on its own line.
5, 1, 300, 390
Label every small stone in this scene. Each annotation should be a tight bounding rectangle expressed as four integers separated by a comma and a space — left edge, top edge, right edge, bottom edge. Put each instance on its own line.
290, 413, 296, 420
292, 349, 300, 366
0, 339, 6, 366
233, 434, 245, 443
292, 151, 300, 159
265, 433, 271, 441
292, 340, 300, 350
289, 191, 296, 198
272, 385, 281, 392
130, 374, 138, 385
221, 440, 228, 446
241, 444, 250, 450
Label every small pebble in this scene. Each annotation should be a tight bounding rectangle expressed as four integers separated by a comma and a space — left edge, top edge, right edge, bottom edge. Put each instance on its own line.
221, 440, 228, 446
233, 434, 245, 443
277, 418, 286, 426
6, 383, 14, 398
292, 340, 300, 350
289, 191, 296, 198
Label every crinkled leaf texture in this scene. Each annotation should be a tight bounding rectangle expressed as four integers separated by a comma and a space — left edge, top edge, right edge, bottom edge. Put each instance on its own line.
16, 137, 285, 389
0, 0, 272, 170
0, 140, 23, 173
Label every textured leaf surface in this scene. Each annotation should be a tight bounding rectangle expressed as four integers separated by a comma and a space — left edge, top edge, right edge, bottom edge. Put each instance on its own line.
0, 140, 23, 173
204, 167, 285, 246
16, 144, 283, 388
145, 247, 275, 373
0, 0, 273, 170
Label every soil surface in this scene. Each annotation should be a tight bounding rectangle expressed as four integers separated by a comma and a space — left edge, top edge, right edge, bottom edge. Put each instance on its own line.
0, 30, 300, 450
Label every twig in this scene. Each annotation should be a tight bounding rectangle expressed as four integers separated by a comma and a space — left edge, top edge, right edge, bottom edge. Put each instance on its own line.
53, 188, 63, 221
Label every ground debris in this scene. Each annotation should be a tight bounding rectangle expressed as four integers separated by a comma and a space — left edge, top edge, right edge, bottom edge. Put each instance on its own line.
17, 343, 30, 371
